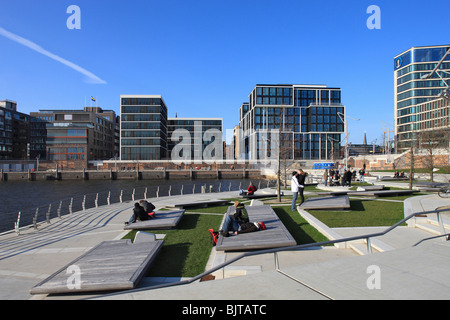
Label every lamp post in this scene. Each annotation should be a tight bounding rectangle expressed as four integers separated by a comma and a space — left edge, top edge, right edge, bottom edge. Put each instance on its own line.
381, 121, 395, 162
337, 112, 360, 170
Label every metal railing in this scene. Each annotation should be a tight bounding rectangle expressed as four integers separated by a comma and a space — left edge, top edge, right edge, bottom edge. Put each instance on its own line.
9, 180, 278, 235
107, 207, 450, 297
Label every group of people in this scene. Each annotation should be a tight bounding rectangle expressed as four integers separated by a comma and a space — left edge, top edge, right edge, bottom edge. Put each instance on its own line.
323, 167, 366, 187
393, 171, 406, 178
125, 199, 156, 225
291, 169, 308, 211
219, 201, 266, 237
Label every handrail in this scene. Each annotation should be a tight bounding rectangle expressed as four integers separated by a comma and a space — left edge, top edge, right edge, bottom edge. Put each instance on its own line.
108, 207, 450, 296
6, 179, 278, 235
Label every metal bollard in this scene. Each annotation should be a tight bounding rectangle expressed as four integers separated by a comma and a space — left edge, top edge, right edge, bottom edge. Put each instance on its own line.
33, 208, 39, 230
14, 212, 21, 235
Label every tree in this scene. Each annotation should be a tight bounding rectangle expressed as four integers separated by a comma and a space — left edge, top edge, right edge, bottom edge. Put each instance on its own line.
419, 129, 449, 182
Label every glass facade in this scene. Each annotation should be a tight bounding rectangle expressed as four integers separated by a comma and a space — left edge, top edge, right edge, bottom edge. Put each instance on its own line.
120, 95, 168, 160
167, 118, 223, 161
394, 45, 450, 151
240, 85, 344, 161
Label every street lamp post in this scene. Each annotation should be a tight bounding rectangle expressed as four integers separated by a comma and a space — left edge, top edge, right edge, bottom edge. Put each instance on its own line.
337, 112, 360, 170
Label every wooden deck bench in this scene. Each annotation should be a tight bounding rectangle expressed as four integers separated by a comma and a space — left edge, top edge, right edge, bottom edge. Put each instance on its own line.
215, 205, 296, 252
166, 200, 231, 209
30, 238, 164, 295
241, 193, 282, 200
124, 209, 185, 230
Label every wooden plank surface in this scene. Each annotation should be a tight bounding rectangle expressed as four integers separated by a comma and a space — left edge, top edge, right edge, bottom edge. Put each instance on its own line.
124, 209, 185, 230
30, 240, 164, 295
216, 205, 296, 252
166, 200, 231, 209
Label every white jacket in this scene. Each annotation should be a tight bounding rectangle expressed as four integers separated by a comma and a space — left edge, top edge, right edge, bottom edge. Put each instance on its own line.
291, 176, 300, 192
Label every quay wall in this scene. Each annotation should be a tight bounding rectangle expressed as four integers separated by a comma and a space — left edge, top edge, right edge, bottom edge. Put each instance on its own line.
0, 169, 265, 182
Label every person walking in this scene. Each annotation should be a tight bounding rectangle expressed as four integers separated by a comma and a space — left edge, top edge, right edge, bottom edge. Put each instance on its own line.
291, 171, 300, 211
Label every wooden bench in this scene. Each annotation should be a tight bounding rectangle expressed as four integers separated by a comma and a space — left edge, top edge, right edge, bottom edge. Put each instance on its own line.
215, 205, 296, 252
30, 238, 164, 295
166, 200, 231, 209
124, 209, 185, 230
241, 193, 281, 200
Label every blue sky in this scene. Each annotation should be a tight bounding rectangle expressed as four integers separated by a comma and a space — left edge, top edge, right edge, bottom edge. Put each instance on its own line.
0, 0, 449, 144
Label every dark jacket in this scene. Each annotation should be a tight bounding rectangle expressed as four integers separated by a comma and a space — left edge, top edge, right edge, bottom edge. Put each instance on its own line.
131, 204, 148, 223
237, 222, 260, 234
297, 173, 306, 187
140, 200, 155, 213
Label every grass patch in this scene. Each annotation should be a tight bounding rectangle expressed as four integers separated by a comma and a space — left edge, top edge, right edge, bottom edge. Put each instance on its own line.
123, 213, 223, 277
307, 199, 405, 228
184, 204, 230, 214
273, 206, 330, 245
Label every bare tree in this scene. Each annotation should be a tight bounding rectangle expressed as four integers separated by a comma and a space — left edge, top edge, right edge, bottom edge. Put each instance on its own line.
419, 129, 449, 182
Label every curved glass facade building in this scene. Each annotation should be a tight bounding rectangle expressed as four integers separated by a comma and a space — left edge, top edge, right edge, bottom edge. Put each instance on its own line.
394, 45, 450, 151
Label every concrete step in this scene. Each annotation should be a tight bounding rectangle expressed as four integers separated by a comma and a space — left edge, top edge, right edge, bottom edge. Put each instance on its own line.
348, 242, 371, 255
415, 221, 447, 236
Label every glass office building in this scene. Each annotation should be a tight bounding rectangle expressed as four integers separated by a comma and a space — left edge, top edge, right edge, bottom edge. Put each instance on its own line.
168, 118, 223, 161
120, 95, 168, 160
394, 45, 450, 151
239, 84, 344, 161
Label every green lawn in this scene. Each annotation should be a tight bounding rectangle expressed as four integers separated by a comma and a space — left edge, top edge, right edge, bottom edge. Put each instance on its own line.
123, 213, 223, 277
272, 206, 329, 245
122, 192, 421, 277
306, 198, 405, 228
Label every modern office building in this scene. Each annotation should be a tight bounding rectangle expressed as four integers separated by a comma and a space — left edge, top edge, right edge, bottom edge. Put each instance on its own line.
0, 99, 31, 160
238, 84, 345, 161
120, 95, 168, 161
31, 107, 119, 162
167, 117, 223, 162
394, 45, 450, 151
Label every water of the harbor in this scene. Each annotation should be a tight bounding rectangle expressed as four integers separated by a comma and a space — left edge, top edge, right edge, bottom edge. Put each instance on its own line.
0, 178, 270, 234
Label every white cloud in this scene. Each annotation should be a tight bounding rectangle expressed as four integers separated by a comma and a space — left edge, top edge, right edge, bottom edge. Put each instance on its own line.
0, 26, 106, 84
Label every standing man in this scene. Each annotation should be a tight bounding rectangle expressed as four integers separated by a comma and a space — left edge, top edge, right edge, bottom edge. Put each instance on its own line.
291, 171, 300, 211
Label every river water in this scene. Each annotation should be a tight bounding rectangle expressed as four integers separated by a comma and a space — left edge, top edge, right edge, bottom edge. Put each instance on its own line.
0, 178, 269, 233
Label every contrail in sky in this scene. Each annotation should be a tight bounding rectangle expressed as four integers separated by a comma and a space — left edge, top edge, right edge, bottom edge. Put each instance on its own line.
0, 26, 106, 84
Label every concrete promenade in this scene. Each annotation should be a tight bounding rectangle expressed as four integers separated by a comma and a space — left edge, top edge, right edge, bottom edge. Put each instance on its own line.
0, 184, 449, 300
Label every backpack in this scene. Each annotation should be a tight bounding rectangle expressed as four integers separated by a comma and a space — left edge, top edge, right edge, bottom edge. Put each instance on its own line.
208, 229, 219, 246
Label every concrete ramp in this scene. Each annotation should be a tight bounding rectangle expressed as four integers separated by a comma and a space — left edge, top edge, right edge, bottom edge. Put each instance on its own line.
30, 239, 164, 295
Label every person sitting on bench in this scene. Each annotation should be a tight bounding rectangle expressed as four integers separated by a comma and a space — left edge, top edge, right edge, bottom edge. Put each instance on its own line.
125, 203, 149, 225
246, 182, 257, 196
139, 199, 156, 218
219, 202, 249, 236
